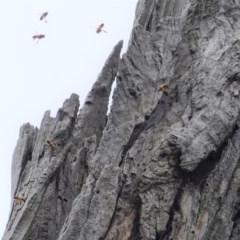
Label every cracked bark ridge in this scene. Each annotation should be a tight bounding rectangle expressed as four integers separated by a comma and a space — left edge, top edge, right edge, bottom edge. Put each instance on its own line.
3, 40, 122, 240
3, 0, 240, 239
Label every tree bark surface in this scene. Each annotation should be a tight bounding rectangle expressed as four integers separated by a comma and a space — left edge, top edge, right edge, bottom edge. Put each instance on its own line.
3, 0, 240, 240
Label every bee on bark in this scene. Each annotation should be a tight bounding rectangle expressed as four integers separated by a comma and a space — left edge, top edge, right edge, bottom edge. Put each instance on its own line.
13, 195, 26, 205
157, 83, 168, 95
44, 140, 57, 150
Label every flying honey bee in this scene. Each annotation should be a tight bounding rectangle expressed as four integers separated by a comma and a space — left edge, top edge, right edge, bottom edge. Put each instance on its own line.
40, 12, 48, 22
96, 23, 107, 33
32, 34, 45, 42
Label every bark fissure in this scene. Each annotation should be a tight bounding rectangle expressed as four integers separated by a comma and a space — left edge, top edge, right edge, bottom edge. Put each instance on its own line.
130, 196, 142, 240
119, 121, 147, 167
157, 185, 183, 240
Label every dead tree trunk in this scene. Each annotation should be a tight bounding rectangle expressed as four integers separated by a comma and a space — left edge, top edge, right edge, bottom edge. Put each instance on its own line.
3, 0, 240, 239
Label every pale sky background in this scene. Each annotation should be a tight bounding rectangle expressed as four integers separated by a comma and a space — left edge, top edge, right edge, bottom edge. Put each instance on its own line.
0, 0, 137, 237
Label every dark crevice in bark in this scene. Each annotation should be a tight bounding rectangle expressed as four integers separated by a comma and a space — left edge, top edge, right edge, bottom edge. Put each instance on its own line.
55, 172, 60, 192
178, 149, 221, 189
231, 166, 240, 224
119, 122, 147, 166
18, 146, 33, 188
101, 178, 126, 240
178, 122, 240, 191
156, 186, 183, 240
82, 149, 89, 182
155, 231, 161, 240
146, 89, 177, 133
232, 208, 240, 222
227, 72, 240, 85
146, 4, 155, 32
23, 147, 33, 165
127, 87, 138, 99
130, 195, 142, 240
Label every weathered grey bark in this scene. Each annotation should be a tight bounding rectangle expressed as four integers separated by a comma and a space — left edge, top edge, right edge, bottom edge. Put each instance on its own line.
3, 0, 240, 239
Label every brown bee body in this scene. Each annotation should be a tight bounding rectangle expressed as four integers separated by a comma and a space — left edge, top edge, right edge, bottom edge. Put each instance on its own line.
157, 83, 168, 95
13, 195, 26, 205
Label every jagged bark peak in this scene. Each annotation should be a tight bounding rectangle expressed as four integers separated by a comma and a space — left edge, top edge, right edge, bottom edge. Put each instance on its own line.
74, 40, 123, 142
4, 93, 80, 240
61, 93, 80, 118
79, 40, 122, 112
11, 123, 38, 196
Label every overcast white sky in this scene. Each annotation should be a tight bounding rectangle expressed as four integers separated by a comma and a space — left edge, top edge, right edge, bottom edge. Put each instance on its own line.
0, 0, 137, 237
